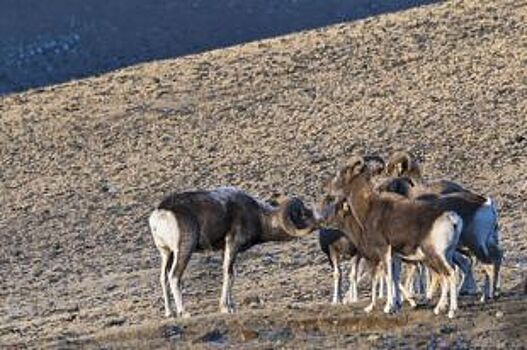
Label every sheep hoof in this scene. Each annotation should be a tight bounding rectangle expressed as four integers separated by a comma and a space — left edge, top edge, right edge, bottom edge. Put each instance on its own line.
220, 306, 235, 314
448, 310, 456, 319
343, 294, 358, 304
364, 304, 374, 313
181, 312, 191, 319
164, 310, 173, 318
408, 299, 417, 308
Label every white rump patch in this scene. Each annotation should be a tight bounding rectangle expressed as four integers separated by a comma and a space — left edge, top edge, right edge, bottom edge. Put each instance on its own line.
426, 211, 463, 254
149, 209, 180, 250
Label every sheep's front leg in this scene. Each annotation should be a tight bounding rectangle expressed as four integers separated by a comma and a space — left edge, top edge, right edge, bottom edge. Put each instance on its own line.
332, 263, 341, 304
403, 263, 417, 298
364, 263, 379, 313
383, 246, 396, 314
220, 236, 237, 314
344, 256, 360, 304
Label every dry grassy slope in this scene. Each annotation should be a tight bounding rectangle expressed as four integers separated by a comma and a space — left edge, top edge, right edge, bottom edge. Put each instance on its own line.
0, 0, 526, 347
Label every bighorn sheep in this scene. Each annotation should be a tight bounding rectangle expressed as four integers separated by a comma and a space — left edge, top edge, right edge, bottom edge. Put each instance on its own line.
149, 186, 321, 318
382, 151, 503, 301
321, 156, 463, 318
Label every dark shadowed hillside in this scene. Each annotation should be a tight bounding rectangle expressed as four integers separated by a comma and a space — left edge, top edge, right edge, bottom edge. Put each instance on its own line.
0, 0, 439, 94
0, 0, 526, 348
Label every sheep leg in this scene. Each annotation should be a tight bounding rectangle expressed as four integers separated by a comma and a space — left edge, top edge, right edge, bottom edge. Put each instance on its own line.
417, 264, 427, 295
220, 235, 237, 313
392, 255, 404, 309
448, 268, 458, 319
378, 275, 385, 299
383, 246, 396, 314
344, 255, 360, 304
167, 245, 191, 318
364, 263, 379, 313
168, 228, 196, 319
404, 263, 417, 298
426, 270, 439, 301
433, 274, 449, 315
396, 261, 416, 308
158, 247, 173, 317
481, 263, 496, 302
454, 252, 478, 296
481, 245, 503, 302
330, 247, 342, 304
399, 281, 417, 308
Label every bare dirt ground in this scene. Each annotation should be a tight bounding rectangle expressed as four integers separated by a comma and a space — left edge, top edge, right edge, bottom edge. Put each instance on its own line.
1, 0, 526, 348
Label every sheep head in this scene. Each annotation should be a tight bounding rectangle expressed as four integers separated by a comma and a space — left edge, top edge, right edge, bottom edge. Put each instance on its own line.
385, 151, 422, 179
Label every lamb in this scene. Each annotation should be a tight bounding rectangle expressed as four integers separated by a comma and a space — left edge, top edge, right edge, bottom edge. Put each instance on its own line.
149, 186, 321, 318
321, 156, 463, 318
382, 151, 503, 301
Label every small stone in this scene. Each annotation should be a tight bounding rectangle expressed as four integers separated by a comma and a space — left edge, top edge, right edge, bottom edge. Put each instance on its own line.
101, 182, 119, 195
440, 325, 456, 334
105, 317, 126, 327
496, 311, 504, 318
368, 334, 380, 342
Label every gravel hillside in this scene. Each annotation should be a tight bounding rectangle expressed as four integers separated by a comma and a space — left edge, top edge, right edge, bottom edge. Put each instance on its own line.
1, 0, 526, 348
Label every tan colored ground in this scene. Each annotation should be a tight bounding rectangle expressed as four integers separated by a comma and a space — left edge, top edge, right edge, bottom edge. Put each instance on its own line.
1, 0, 526, 348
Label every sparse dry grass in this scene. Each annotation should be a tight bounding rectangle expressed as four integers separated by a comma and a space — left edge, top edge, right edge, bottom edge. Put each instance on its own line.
1, 0, 526, 348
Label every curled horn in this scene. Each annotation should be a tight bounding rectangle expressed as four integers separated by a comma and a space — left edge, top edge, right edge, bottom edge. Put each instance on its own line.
346, 155, 365, 170
387, 151, 412, 175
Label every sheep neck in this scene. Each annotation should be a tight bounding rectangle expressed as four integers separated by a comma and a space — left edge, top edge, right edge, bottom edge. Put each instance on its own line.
260, 208, 295, 242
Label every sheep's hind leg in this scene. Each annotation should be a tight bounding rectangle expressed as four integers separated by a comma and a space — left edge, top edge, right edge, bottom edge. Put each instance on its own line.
454, 252, 478, 296
158, 247, 173, 317
168, 247, 192, 319
168, 229, 195, 318
433, 275, 449, 315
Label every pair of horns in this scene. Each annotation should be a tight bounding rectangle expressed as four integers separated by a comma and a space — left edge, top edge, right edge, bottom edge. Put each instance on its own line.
387, 151, 421, 176
346, 155, 386, 173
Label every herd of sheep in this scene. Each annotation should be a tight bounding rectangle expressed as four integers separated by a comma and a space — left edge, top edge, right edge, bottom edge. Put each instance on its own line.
148, 151, 503, 320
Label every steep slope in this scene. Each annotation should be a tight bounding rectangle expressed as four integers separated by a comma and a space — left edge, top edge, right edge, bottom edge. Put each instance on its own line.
1, 0, 526, 347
